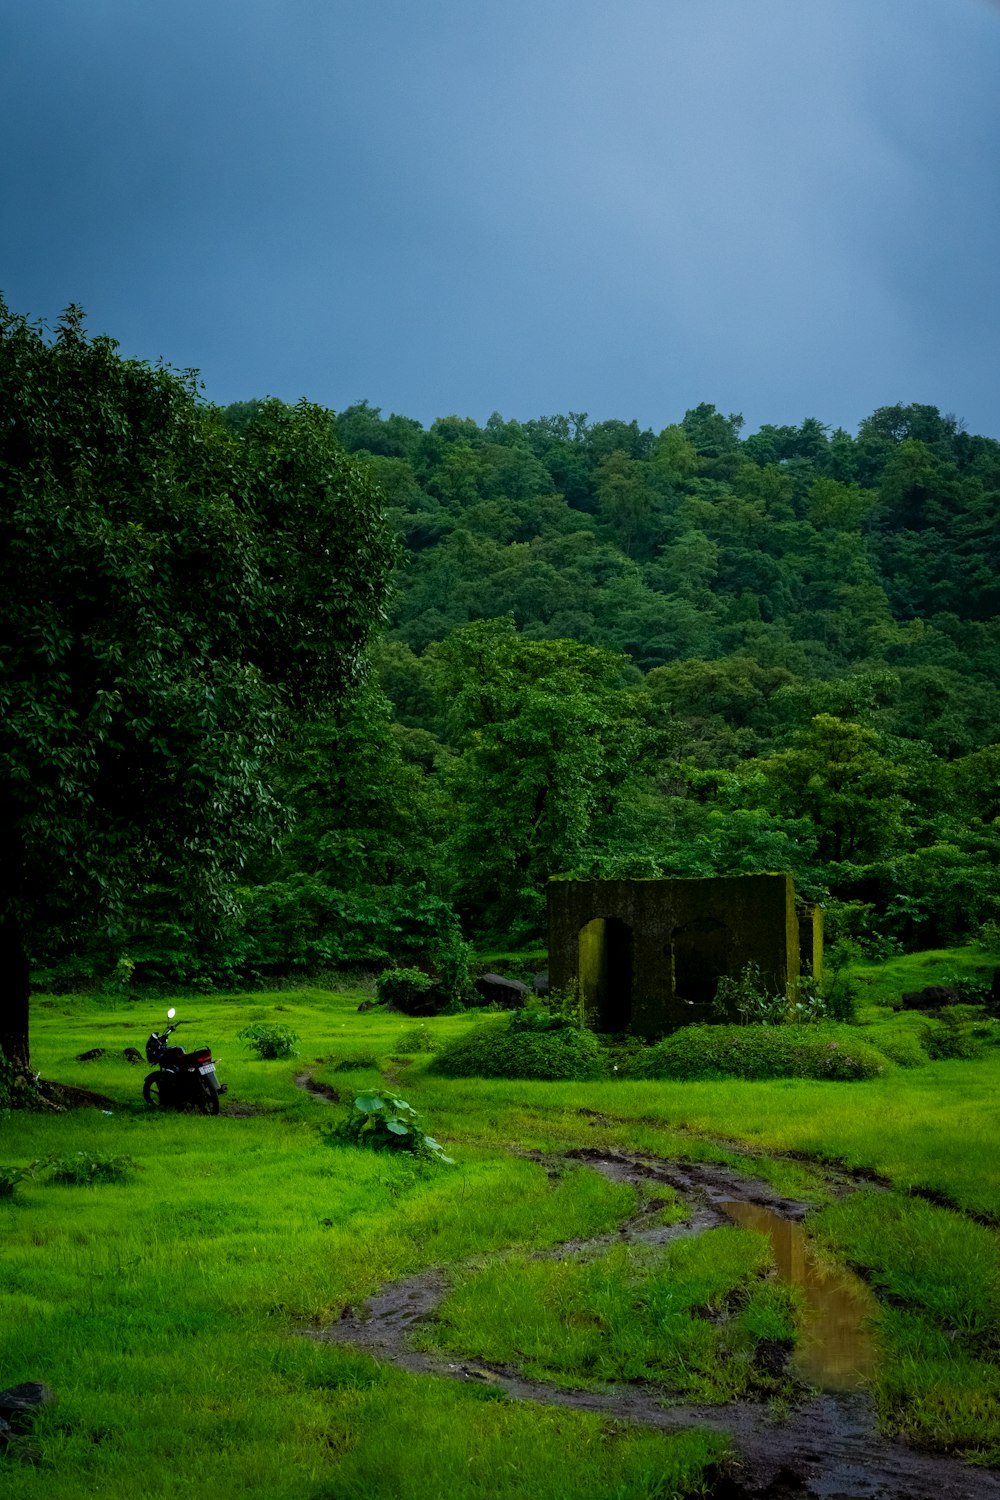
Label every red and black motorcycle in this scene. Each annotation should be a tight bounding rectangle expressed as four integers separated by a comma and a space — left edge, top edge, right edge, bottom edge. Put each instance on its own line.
143, 1010, 224, 1115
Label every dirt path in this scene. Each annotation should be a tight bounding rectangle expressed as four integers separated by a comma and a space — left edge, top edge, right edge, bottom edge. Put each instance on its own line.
297, 1076, 999, 1497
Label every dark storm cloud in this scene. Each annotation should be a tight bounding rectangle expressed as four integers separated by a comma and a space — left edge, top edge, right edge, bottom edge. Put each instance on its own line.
2, 0, 998, 436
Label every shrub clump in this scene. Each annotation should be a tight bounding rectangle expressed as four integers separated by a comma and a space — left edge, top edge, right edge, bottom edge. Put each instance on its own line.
919, 1008, 995, 1060
46, 1151, 140, 1185
327, 1090, 454, 1164
0, 1161, 39, 1198
376, 967, 436, 1015
237, 1021, 300, 1059
634, 1024, 890, 1082
396, 1024, 439, 1054
431, 1009, 608, 1081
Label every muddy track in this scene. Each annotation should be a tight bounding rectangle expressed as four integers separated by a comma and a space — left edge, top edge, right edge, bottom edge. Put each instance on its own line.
296, 1076, 999, 1497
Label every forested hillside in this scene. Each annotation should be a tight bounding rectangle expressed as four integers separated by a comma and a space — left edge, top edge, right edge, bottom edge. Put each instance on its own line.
329, 399, 1000, 956
28, 387, 1000, 989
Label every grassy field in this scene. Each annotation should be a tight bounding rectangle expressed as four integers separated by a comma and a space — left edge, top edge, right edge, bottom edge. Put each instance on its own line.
2, 953, 999, 1496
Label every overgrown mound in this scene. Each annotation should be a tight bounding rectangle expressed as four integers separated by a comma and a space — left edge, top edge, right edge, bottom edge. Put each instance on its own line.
431, 1010, 608, 1081
634, 1024, 891, 1082
859, 1024, 927, 1068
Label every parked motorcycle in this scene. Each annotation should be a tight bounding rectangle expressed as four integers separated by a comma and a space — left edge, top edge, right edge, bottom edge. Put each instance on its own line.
143, 1009, 224, 1115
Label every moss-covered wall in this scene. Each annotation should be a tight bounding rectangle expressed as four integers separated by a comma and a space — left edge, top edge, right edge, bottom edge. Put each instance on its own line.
797, 902, 824, 984
549, 874, 806, 1037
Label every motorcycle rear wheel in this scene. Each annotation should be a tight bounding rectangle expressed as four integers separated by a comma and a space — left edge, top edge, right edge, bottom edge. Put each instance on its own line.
198, 1076, 221, 1115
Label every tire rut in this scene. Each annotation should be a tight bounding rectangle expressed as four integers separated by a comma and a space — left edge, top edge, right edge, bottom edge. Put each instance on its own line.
294, 1077, 999, 1496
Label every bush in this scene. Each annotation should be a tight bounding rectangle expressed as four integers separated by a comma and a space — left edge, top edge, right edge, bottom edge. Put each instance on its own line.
327, 1090, 454, 1163
634, 1024, 890, 1082
938, 973, 992, 1006
396, 1024, 439, 1054
0, 1162, 38, 1198
376, 967, 437, 1014
919, 1009, 993, 1060
712, 964, 788, 1026
711, 962, 858, 1027
0, 1052, 45, 1112
46, 1151, 139, 1185
598, 1033, 648, 1077
431, 1009, 608, 1081
237, 1022, 300, 1059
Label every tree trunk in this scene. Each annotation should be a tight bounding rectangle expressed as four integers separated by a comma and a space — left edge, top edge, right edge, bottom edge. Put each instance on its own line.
0, 785, 31, 1072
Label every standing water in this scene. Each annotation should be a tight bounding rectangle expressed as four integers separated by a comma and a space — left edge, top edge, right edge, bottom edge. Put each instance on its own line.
720, 1200, 877, 1391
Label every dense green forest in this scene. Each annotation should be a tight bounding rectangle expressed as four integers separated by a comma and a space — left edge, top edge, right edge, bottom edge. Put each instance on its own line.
138, 396, 1000, 980
5, 304, 1000, 1009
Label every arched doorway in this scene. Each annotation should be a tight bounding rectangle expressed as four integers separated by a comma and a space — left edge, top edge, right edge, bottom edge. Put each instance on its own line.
578, 917, 633, 1032
669, 916, 732, 1005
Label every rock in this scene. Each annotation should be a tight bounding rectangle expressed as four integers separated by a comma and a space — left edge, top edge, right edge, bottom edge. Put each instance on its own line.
900, 985, 959, 1011
0, 1383, 55, 1427
474, 973, 529, 1009
75, 1048, 106, 1062
532, 971, 549, 997
356, 1000, 377, 1013
122, 1047, 143, 1063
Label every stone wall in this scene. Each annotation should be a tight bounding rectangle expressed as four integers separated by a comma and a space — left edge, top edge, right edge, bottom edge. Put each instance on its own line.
548, 873, 806, 1037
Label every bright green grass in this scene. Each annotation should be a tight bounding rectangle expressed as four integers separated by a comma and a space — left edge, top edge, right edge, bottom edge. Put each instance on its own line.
417, 1229, 798, 1402
850, 945, 995, 1011
8, 992, 707, 1498
809, 1188, 1000, 1464
4, 961, 1000, 1488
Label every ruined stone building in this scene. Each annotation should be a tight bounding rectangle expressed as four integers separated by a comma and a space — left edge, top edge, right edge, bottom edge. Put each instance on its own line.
548, 874, 822, 1037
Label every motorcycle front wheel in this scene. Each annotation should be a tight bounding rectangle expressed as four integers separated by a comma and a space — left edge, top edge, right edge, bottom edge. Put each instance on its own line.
143, 1072, 163, 1108
198, 1076, 221, 1115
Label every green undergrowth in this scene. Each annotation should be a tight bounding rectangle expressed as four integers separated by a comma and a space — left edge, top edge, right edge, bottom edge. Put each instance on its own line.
634, 1023, 891, 1081
850, 945, 995, 1011
416, 1228, 799, 1402
4, 962, 1000, 1493
431, 1009, 608, 1080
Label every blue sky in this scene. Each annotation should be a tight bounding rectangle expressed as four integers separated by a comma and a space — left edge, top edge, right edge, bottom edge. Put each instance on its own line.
3, 0, 999, 437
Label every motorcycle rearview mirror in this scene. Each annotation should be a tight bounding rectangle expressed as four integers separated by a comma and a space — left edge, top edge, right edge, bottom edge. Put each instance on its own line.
167, 1008, 176, 1019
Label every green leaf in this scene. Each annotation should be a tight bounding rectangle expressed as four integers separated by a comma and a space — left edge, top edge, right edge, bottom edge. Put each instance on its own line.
354, 1093, 384, 1113
385, 1119, 410, 1135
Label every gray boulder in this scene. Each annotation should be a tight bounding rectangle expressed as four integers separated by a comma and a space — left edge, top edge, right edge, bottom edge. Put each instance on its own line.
0, 1383, 53, 1466
0, 1382, 55, 1427
474, 973, 529, 1009
900, 985, 958, 1011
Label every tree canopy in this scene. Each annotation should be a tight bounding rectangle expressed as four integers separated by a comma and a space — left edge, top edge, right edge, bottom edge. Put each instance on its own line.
0, 300, 395, 1070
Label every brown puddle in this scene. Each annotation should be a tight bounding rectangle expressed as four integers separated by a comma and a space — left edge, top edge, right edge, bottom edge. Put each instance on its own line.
720, 1200, 877, 1392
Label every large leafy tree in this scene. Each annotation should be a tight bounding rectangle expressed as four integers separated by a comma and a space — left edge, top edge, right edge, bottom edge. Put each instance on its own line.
0, 301, 395, 1074
427, 618, 652, 936
759, 714, 907, 864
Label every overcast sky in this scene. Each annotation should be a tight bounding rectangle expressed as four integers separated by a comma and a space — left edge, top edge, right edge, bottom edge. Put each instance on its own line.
3, 0, 999, 439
